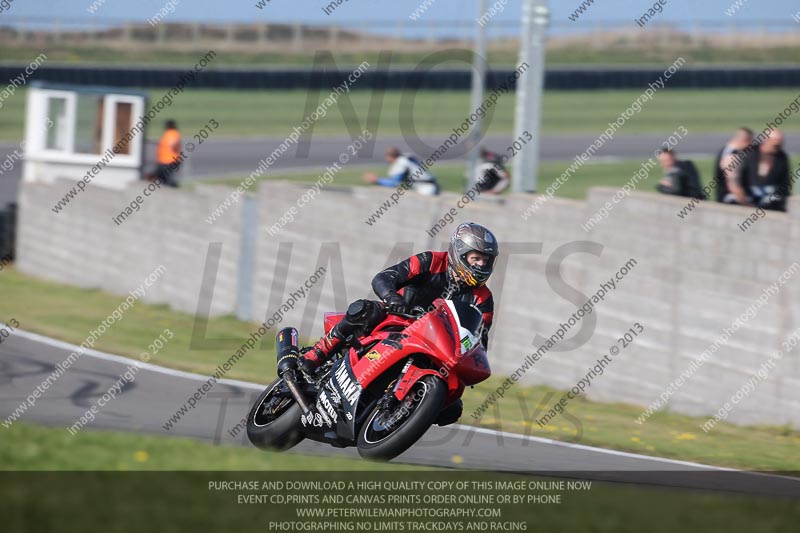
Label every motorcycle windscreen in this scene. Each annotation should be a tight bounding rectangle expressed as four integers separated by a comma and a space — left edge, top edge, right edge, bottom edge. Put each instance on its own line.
444, 300, 482, 354
444, 300, 491, 385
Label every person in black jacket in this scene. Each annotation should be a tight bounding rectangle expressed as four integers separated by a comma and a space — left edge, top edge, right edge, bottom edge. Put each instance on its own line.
750, 129, 791, 211
298, 222, 499, 426
656, 148, 706, 199
713, 127, 756, 205
472, 147, 510, 194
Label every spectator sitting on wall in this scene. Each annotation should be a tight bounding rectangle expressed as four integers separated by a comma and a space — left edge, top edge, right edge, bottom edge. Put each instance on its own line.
750, 129, 791, 211
156, 120, 183, 188
471, 147, 510, 194
363, 147, 440, 196
655, 147, 706, 199
714, 127, 755, 206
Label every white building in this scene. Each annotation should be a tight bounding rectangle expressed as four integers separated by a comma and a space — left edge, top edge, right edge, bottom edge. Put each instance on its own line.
23, 82, 148, 190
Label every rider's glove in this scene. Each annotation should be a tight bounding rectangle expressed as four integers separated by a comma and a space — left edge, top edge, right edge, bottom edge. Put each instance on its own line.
384, 293, 409, 315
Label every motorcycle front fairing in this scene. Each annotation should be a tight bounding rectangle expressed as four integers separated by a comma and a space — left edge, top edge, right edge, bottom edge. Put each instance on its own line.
295, 355, 361, 447
324, 355, 363, 443
350, 299, 490, 404
451, 344, 491, 385
309, 298, 492, 445
349, 304, 459, 398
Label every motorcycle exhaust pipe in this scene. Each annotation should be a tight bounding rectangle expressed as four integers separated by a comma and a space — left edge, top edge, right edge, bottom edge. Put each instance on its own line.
276, 327, 312, 414
276, 327, 299, 375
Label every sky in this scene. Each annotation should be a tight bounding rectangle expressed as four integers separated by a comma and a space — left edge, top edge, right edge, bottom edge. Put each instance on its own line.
5, 0, 800, 36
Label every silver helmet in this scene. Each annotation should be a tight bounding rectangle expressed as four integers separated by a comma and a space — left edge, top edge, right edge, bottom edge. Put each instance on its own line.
447, 222, 499, 287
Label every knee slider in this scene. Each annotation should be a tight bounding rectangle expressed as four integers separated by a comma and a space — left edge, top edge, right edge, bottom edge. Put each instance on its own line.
346, 300, 368, 320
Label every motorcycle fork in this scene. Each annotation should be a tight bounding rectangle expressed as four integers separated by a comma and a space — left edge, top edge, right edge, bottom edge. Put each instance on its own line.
375, 378, 400, 413
282, 370, 313, 415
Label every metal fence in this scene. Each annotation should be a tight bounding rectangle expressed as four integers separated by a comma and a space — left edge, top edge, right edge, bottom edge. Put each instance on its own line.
5, 63, 800, 90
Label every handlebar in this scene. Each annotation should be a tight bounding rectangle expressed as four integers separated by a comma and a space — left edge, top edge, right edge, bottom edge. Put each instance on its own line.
384, 305, 427, 320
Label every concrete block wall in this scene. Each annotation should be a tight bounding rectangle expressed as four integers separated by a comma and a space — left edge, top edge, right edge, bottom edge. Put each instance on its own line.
16, 179, 800, 428
17, 181, 242, 316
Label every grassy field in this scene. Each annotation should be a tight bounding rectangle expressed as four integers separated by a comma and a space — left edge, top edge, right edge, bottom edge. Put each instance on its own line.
208, 157, 718, 200
2, 88, 799, 142
1, 266, 799, 471
4, 425, 798, 533
0, 422, 423, 471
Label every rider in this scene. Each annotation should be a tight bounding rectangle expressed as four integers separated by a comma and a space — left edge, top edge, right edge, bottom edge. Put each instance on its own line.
298, 222, 499, 425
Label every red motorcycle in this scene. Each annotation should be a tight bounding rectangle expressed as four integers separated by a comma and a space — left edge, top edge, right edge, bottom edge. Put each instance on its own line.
246, 298, 491, 461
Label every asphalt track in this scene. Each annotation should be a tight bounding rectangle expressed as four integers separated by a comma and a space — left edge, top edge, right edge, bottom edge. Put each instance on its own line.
1, 328, 799, 498
5, 131, 800, 205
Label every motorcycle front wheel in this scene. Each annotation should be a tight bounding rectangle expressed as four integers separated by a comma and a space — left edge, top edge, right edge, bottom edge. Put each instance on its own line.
246, 377, 305, 451
356, 374, 447, 461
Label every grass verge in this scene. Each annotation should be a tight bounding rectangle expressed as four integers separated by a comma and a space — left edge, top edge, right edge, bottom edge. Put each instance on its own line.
3, 44, 800, 67
3, 436, 798, 533
1, 88, 799, 142
208, 157, 718, 200
0, 422, 424, 471
1, 267, 799, 471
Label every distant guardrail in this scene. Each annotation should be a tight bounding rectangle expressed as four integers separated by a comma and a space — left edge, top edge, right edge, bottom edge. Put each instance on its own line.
3, 64, 800, 90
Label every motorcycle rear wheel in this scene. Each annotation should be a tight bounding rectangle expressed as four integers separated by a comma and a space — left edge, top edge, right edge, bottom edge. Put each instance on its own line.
246, 377, 305, 451
356, 374, 447, 461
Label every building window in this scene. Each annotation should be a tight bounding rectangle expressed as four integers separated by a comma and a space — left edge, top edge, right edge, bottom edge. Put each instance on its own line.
113, 102, 133, 155
73, 94, 104, 155
45, 97, 68, 151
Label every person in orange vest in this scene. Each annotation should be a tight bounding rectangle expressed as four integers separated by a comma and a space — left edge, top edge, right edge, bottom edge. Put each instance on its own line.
156, 120, 183, 187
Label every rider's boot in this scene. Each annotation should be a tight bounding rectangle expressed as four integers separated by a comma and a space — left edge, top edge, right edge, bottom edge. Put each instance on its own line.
302, 327, 345, 369
300, 300, 386, 370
